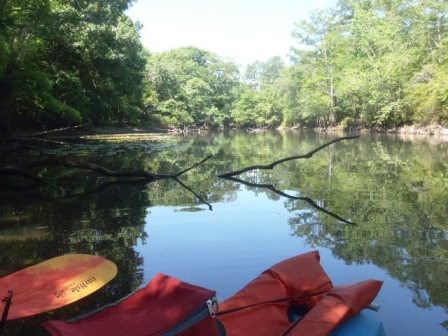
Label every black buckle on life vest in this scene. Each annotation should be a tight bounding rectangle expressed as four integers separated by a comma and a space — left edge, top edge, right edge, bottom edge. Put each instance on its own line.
0, 290, 13, 336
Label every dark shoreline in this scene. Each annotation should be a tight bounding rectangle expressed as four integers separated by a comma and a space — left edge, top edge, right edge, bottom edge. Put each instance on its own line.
10, 123, 448, 139
83, 123, 448, 136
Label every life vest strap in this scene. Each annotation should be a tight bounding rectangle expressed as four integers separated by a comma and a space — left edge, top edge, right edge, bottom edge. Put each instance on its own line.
217, 288, 329, 317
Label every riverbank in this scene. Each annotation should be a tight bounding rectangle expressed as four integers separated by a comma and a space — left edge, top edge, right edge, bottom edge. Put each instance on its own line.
9, 123, 448, 140
81, 123, 448, 136
313, 124, 448, 136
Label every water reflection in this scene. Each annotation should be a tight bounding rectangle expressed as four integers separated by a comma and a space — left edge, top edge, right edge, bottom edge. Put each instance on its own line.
221, 175, 355, 224
0, 130, 447, 335
0, 181, 148, 335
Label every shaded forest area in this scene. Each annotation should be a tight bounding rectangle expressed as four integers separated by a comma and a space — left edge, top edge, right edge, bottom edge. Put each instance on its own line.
1, 0, 447, 137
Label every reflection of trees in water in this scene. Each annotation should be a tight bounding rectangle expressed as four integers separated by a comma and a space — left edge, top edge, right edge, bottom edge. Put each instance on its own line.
0, 134, 234, 335
222, 175, 355, 225
191, 130, 448, 317
0, 182, 149, 335
217, 133, 359, 224
284, 137, 447, 315
290, 214, 448, 320
1, 130, 447, 333
288, 209, 448, 329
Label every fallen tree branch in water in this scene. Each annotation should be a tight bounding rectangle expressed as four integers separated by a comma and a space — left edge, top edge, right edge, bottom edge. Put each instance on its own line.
221, 175, 355, 225
12, 155, 213, 181
1, 124, 89, 156
1, 178, 213, 210
29, 124, 89, 137
0, 155, 213, 201
218, 135, 360, 224
218, 135, 360, 178
174, 155, 212, 178
20, 157, 168, 181
173, 177, 213, 211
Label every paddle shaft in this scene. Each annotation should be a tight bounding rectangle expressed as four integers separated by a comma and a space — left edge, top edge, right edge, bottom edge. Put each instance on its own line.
0, 290, 13, 336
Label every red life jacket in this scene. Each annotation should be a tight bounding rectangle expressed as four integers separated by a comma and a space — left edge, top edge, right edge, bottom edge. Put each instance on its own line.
42, 251, 382, 336
217, 251, 382, 336
285, 280, 383, 336
42, 273, 222, 336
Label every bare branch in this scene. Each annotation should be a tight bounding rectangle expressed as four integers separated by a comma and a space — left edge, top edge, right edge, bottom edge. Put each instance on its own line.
218, 135, 360, 178
21, 158, 162, 181
30, 124, 88, 137
0, 156, 213, 200
173, 178, 213, 211
174, 155, 212, 177
5, 136, 68, 146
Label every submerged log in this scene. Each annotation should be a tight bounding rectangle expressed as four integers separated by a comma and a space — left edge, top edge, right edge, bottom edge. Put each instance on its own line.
0, 156, 213, 208
2, 155, 212, 183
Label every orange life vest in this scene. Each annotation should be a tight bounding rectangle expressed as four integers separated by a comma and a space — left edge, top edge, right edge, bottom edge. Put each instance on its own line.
42, 251, 382, 336
217, 251, 382, 336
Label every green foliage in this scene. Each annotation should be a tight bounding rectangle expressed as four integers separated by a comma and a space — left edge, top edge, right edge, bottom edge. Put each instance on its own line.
288, 0, 448, 128
0, 0, 146, 132
157, 99, 193, 128
231, 86, 260, 127
231, 57, 286, 128
2, 0, 447, 132
145, 47, 239, 128
406, 40, 448, 125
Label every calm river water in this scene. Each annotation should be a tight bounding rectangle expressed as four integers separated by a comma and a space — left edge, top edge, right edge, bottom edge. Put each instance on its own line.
0, 130, 447, 335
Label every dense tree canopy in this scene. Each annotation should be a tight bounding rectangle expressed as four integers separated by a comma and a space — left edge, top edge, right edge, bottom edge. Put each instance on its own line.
288, 0, 448, 128
144, 47, 239, 128
0, 0, 446, 135
0, 0, 145, 137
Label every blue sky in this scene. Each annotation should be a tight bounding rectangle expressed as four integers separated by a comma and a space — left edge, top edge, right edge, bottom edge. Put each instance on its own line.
126, 0, 336, 67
